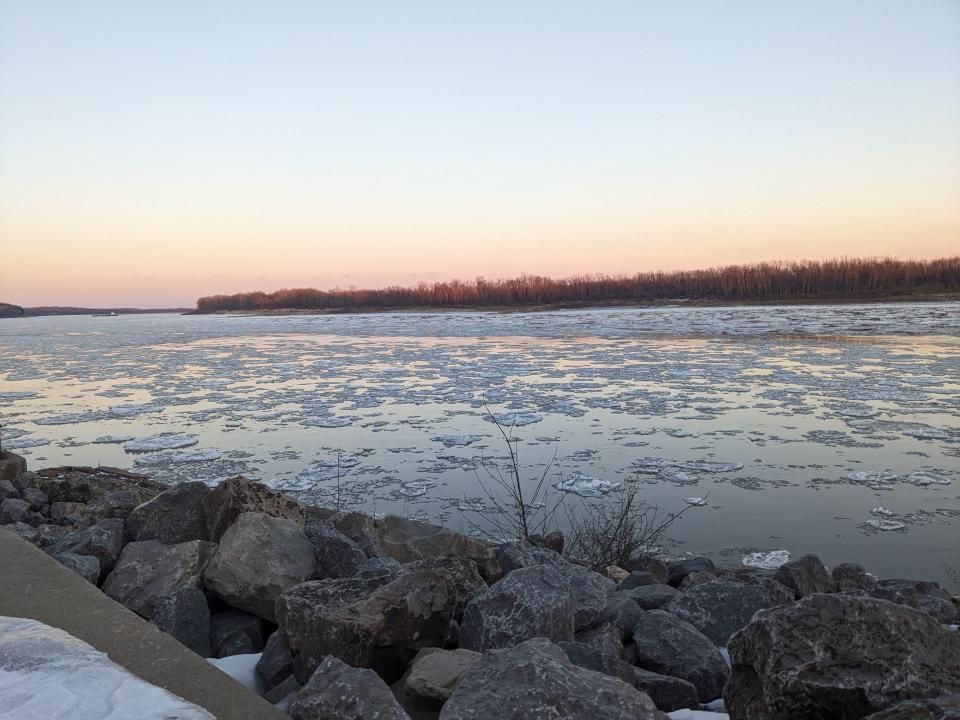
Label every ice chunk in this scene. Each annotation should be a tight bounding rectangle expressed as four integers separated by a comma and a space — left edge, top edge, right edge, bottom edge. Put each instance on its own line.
34, 411, 109, 426
123, 433, 199, 452
109, 403, 164, 418
742, 550, 790, 569
864, 519, 907, 531
2, 436, 50, 449
92, 435, 135, 444
301, 416, 353, 428
0, 390, 37, 400
431, 434, 482, 447
870, 507, 895, 517
846, 470, 899, 484
0, 617, 214, 719
683, 497, 708, 506
485, 412, 543, 426
398, 481, 431, 498
905, 471, 951, 486
552, 473, 619, 497
134, 449, 222, 465
675, 460, 744, 473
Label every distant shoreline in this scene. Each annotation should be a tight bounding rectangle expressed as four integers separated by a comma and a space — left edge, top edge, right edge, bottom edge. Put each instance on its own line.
189, 292, 960, 317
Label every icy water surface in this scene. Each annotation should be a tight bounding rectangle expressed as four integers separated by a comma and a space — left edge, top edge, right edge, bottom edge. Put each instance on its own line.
1, 304, 958, 584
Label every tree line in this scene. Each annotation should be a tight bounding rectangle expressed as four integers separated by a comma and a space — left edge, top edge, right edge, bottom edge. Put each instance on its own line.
195, 257, 960, 312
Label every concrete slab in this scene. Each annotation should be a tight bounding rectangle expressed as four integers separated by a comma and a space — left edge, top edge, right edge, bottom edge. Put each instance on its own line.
0, 529, 286, 719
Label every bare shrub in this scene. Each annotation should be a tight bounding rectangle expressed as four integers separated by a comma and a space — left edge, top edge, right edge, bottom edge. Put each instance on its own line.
562, 478, 699, 571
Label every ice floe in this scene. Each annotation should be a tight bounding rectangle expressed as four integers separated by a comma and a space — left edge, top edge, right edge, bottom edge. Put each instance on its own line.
92, 435, 135, 444
134, 449, 222, 466
552, 473, 619, 497
431, 434, 482, 447
123, 433, 200, 453
683, 497, 708, 506
742, 550, 790, 569
485, 412, 543, 427
863, 519, 907, 531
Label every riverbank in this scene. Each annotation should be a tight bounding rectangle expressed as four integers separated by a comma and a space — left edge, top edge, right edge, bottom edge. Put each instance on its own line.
2, 457, 958, 719
188, 292, 960, 316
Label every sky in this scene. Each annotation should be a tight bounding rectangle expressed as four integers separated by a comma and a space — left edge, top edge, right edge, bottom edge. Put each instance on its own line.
1, 1, 958, 307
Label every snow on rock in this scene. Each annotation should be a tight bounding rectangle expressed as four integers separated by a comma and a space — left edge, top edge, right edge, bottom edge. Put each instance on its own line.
742, 550, 790, 570
206, 653, 265, 696
552, 473, 619, 497
0, 616, 214, 719
123, 433, 199, 453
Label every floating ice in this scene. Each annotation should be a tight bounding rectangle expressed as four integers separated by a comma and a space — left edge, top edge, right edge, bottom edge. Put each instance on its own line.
902, 426, 952, 441
134, 449, 222, 465
675, 460, 744, 473
302, 416, 353, 428
431, 434, 482, 447
906, 471, 951, 486
92, 435, 135, 444
836, 405, 879, 418
123, 433, 199, 452
864, 519, 907, 531
553, 473, 619, 497
34, 411, 108, 426
870, 507, 895, 517
2, 436, 50, 449
398, 481, 431, 498
0, 390, 37, 400
742, 550, 790, 569
846, 470, 899, 484
683, 497, 708, 506
109, 403, 164, 418
485, 412, 543, 427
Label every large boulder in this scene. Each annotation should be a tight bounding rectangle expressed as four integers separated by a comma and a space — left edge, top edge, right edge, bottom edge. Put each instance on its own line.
865, 579, 960, 624
665, 579, 794, 645
44, 518, 128, 581
494, 540, 567, 575
127, 481, 211, 544
632, 609, 729, 703
557, 564, 615, 630
0, 479, 18, 501
289, 655, 410, 720
332, 512, 384, 557
304, 522, 367, 579
405, 556, 488, 620
52, 551, 100, 584
376, 515, 499, 582
438, 638, 661, 720
667, 556, 717, 587
614, 583, 678, 610
574, 622, 624, 659
863, 694, 960, 719
86, 488, 148, 523
0, 498, 41, 526
459, 565, 575, 652
832, 563, 876, 592
102, 539, 216, 620
773, 554, 832, 598
152, 585, 211, 657
0, 450, 26, 482
257, 631, 295, 689
622, 555, 669, 584
276, 568, 458, 683
210, 610, 266, 658
593, 595, 644, 640
724, 594, 960, 720
403, 647, 482, 708
203, 476, 304, 542
203, 512, 316, 622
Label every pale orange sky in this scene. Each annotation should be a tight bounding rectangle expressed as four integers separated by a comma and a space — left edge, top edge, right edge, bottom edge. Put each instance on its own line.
2, 2, 959, 307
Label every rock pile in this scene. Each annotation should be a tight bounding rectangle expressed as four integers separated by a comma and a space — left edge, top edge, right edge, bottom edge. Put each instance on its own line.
2, 453, 959, 720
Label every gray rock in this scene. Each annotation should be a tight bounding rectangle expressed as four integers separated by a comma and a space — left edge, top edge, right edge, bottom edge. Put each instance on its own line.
86, 489, 144, 522
277, 568, 458, 683
665, 579, 794, 645
773, 554, 832, 598
257, 631, 294, 689
558, 640, 637, 687
34, 523, 69, 548
44, 518, 128, 579
593, 596, 643, 640
0, 521, 39, 545
459, 565, 575, 652
0, 479, 18, 501
48, 501, 88, 525
618, 570, 659, 590
203, 476, 304, 542
152, 586, 211, 657
632, 609, 729, 703
494, 540, 567, 575
53, 551, 100, 584
404, 647, 482, 707
865, 579, 960, 624
405, 555, 488, 620
557, 564, 615, 630
678, 569, 719, 590
210, 610, 265, 657
332, 512, 384, 557
622, 555, 669, 584
832, 562, 876, 592
127, 481, 210, 544
667, 556, 717, 587
103, 539, 216, 620
264, 675, 301, 706
20, 487, 48, 511
614, 582, 679, 610
724, 594, 960, 720
0, 451, 26, 483
203, 512, 316, 622
304, 523, 367, 579
1, 498, 40, 526
862, 694, 960, 719
289, 655, 410, 720
439, 638, 661, 720
376, 515, 499, 582
528, 530, 565, 553
574, 623, 624, 659
215, 631, 254, 657
356, 556, 404, 579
